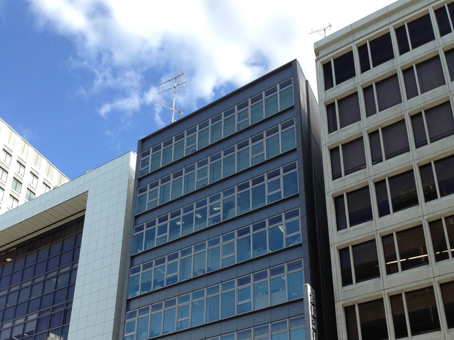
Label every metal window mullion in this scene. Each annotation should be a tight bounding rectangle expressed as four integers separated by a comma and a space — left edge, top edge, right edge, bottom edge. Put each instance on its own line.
431, 161, 441, 199
401, 292, 412, 336
393, 232, 402, 272
349, 245, 356, 284
355, 303, 363, 340
441, 217, 452, 259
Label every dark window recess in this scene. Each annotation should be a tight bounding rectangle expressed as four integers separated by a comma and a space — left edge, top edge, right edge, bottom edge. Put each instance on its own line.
335, 186, 373, 231
407, 287, 440, 336
396, 14, 435, 54
346, 299, 388, 340
358, 44, 370, 73
370, 33, 394, 67
334, 51, 356, 85
395, 25, 410, 55
326, 92, 361, 133
339, 240, 380, 286
323, 61, 334, 90
382, 225, 428, 275
391, 288, 440, 338
411, 101, 454, 148
352, 240, 380, 283
358, 299, 388, 340
331, 137, 366, 179
339, 248, 353, 286
429, 215, 454, 262
343, 138, 366, 175
335, 195, 347, 231
420, 155, 454, 202
389, 170, 418, 212
345, 305, 359, 340
358, 32, 394, 73
390, 294, 408, 338
330, 147, 342, 180
446, 49, 454, 81
369, 120, 409, 165
363, 74, 401, 116
348, 187, 373, 227
435, 5, 452, 36
375, 170, 418, 217
403, 55, 445, 99
440, 281, 454, 328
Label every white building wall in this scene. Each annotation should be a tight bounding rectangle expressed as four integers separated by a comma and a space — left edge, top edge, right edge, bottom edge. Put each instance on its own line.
0, 118, 69, 214
315, 0, 454, 339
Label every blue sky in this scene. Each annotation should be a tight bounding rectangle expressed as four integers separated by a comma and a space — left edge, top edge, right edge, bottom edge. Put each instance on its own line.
0, 0, 395, 179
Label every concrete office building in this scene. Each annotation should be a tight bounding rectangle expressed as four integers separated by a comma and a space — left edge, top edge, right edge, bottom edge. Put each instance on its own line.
0, 152, 136, 340
0, 118, 68, 215
315, 0, 454, 339
122, 60, 335, 340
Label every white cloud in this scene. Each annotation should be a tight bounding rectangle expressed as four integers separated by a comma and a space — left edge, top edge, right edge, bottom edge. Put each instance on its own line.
27, 0, 397, 124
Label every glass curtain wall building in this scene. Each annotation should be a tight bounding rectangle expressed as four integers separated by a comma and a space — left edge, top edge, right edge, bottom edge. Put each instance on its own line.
315, 0, 454, 339
0, 152, 136, 340
122, 60, 336, 340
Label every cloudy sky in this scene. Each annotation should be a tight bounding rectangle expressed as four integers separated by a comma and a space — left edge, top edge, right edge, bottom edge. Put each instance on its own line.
0, 0, 396, 179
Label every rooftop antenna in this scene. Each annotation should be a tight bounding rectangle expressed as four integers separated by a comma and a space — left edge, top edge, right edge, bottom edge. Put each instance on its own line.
152, 72, 186, 123
309, 23, 332, 38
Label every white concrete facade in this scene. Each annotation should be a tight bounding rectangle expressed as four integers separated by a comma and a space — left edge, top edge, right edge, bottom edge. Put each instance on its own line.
0, 152, 136, 340
0, 118, 68, 215
315, 0, 454, 339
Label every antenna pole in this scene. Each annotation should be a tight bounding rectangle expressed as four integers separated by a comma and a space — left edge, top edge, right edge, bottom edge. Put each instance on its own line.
152, 72, 186, 124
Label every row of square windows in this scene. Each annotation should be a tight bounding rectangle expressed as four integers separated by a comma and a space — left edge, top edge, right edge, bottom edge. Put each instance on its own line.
124, 260, 304, 340
132, 162, 299, 254
344, 282, 454, 340
326, 50, 454, 135
139, 79, 294, 177
205, 315, 305, 340
0, 302, 72, 340
136, 119, 296, 214
330, 100, 454, 180
334, 154, 454, 231
129, 209, 301, 298
323, 3, 454, 90
1, 150, 51, 197
125, 315, 305, 340
339, 214, 454, 287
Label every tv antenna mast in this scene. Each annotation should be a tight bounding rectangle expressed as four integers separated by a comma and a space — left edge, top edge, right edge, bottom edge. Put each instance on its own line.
309, 23, 332, 38
152, 72, 186, 123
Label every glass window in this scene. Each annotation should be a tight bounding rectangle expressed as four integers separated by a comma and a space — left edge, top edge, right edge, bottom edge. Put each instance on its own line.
338, 92, 361, 130
340, 239, 379, 286
429, 215, 454, 262
358, 299, 388, 340
12, 178, 22, 193
445, 49, 454, 81
370, 32, 394, 67
342, 137, 366, 176
334, 51, 356, 85
420, 155, 454, 202
375, 74, 402, 112
435, 5, 453, 36
323, 61, 334, 90
377, 170, 418, 214
345, 186, 372, 227
440, 281, 454, 329
391, 287, 440, 336
404, 55, 445, 99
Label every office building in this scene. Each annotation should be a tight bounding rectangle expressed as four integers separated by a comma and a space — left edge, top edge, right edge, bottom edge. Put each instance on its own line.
121, 60, 335, 340
315, 0, 454, 339
0, 152, 136, 340
0, 118, 68, 214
